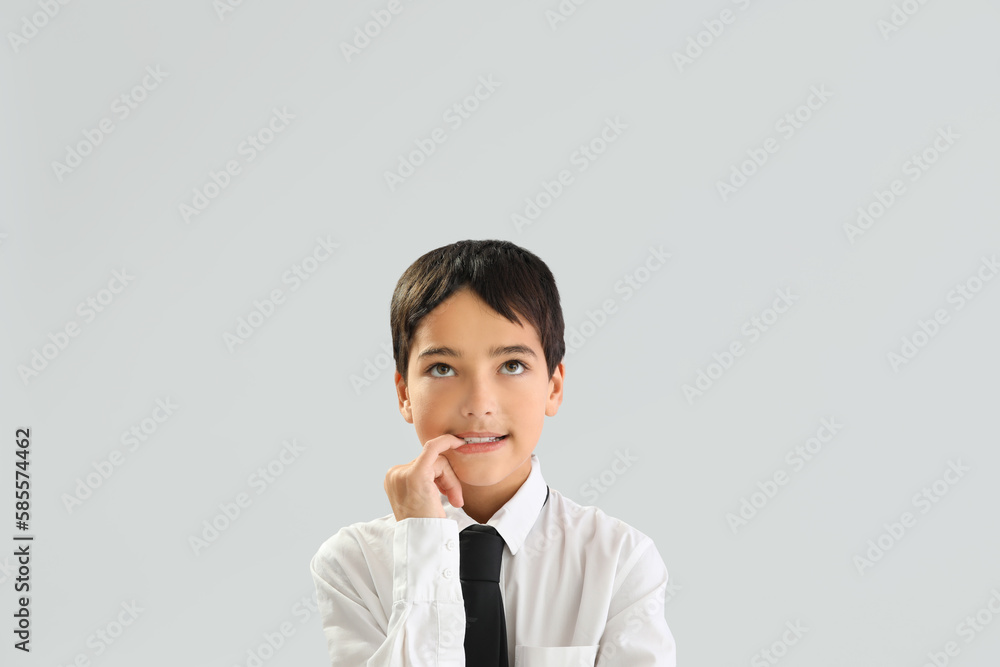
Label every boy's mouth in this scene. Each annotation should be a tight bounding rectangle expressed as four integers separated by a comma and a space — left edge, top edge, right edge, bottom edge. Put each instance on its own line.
460, 434, 508, 444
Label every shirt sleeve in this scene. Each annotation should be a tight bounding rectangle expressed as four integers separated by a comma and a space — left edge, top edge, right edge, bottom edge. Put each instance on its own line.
310, 518, 467, 666
596, 537, 677, 667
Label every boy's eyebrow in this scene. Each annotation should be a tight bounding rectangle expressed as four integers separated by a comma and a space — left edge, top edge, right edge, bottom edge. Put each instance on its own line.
417, 344, 538, 360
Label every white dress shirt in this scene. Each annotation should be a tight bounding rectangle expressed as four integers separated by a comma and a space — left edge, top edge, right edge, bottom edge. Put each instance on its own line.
309, 452, 676, 666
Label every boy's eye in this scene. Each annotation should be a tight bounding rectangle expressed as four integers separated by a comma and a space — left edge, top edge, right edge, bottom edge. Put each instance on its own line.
428, 363, 454, 377
501, 360, 526, 375
425, 360, 527, 377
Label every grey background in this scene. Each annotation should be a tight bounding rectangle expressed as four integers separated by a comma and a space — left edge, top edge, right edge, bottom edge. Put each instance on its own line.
2, 1, 999, 665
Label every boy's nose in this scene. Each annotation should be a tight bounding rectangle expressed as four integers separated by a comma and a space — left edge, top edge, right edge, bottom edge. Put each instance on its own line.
461, 378, 498, 416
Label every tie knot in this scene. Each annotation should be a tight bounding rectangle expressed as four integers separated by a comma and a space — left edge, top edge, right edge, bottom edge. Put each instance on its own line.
459, 524, 504, 583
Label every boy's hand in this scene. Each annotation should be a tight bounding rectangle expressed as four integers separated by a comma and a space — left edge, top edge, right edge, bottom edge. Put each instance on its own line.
384, 434, 466, 521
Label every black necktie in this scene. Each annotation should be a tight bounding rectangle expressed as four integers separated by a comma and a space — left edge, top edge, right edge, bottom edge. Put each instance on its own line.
459, 524, 508, 666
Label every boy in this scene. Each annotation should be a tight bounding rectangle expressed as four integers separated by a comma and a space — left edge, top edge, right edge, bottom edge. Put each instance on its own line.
310, 239, 676, 665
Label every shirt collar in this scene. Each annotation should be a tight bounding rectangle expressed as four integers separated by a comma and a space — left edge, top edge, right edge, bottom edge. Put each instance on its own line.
443, 452, 548, 556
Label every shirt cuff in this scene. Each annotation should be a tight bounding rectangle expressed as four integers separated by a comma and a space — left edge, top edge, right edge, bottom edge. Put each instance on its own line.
392, 518, 463, 605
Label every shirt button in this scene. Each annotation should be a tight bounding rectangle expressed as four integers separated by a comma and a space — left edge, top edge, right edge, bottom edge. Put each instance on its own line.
446, 539, 456, 551
443, 568, 453, 579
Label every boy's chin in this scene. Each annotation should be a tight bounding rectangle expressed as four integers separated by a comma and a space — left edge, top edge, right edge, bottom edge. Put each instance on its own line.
452, 464, 503, 486
451, 462, 507, 487
449, 454, 529, 488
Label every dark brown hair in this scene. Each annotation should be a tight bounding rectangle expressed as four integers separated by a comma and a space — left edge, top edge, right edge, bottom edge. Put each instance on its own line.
391, 239, 565, 383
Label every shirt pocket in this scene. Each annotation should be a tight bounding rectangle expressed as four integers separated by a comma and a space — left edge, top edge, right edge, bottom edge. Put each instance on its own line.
514, 644, 600, 667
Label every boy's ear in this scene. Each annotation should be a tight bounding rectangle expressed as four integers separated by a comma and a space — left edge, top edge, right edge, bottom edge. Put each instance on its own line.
394, 371, 414, 423
545, 362, 565, 417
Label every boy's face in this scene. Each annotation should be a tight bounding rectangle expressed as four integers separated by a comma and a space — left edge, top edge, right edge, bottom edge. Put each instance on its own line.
394, 287, 564, 489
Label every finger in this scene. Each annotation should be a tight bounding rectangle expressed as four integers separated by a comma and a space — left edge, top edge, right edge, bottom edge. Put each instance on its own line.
425, 433, 469, 456
414, 434, 467, 473
433, 456, 464, 508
